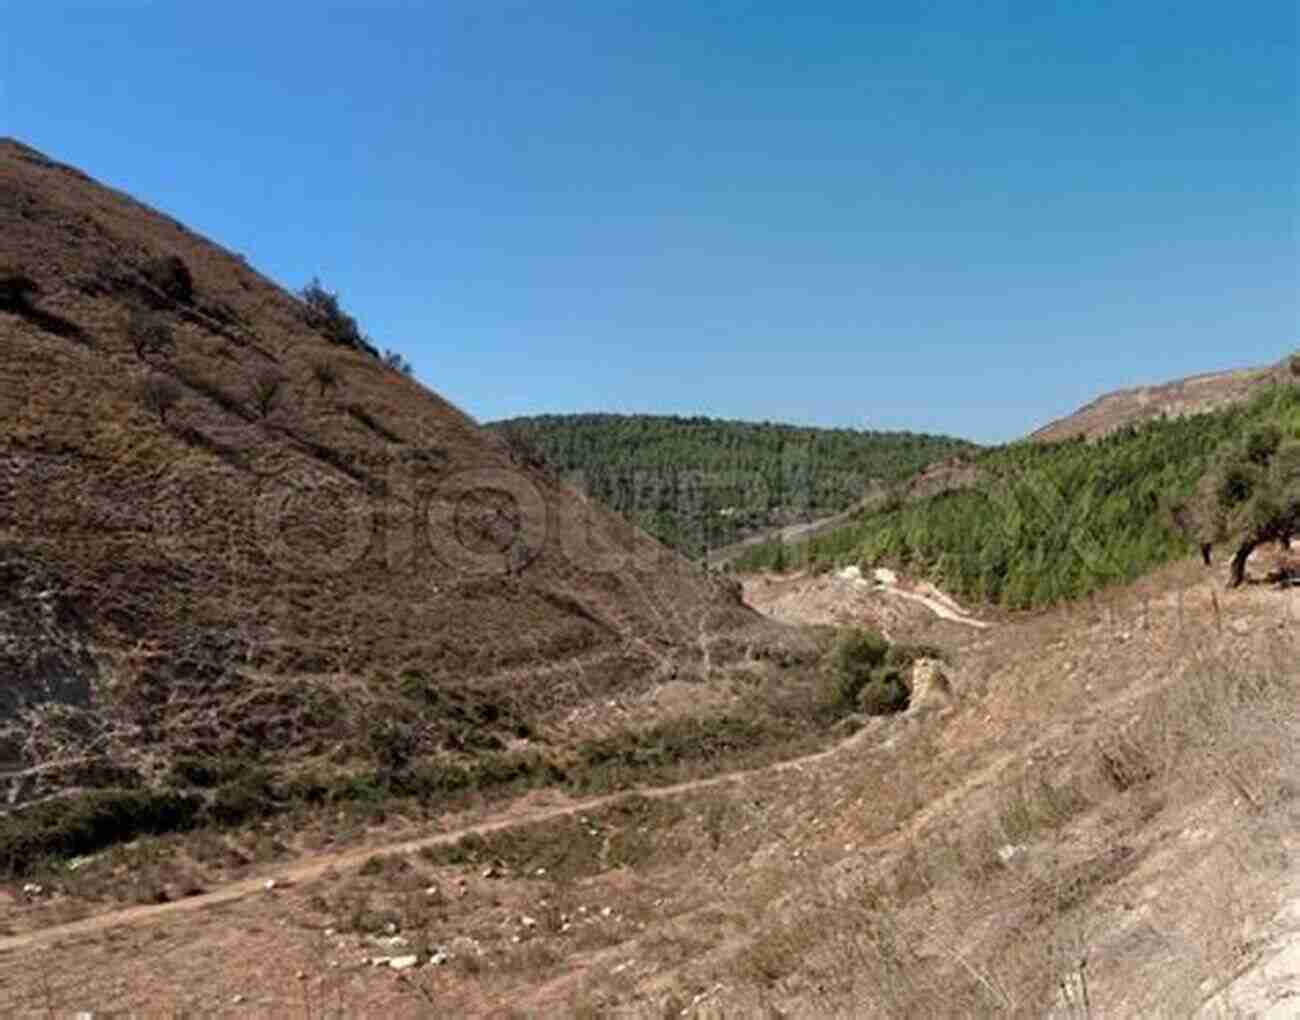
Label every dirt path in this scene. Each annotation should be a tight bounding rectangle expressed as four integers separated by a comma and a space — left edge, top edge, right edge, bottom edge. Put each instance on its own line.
0, 718, 882, 958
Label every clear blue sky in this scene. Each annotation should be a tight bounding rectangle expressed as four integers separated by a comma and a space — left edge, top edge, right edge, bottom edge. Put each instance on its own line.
4, 3, 1295, 442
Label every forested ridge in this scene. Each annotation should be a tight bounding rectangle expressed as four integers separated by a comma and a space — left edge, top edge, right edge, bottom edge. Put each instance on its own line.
487, 413, 977, 555
737, 383, 1300, 608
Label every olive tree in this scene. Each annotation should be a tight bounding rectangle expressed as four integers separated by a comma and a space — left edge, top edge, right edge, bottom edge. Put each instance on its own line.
1188, 425, 1300, 586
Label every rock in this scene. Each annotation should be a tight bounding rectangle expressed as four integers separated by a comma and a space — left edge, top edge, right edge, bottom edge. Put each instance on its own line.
383, 921, 398, 936
600, 906, 614, 918
263, 879, 277, 893
521, 915, 537, 929
909, 659, 954, 715
873, 567, 898, 586
388, 955, 419, 971
997, 843, 1026, 865
481, 866, 498, 879
232, 995, 245, 1005
429, 948, 451, 966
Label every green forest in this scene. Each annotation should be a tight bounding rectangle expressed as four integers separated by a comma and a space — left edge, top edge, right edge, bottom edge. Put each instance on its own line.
487, 414, 977, 555
735, 384, 1300, 609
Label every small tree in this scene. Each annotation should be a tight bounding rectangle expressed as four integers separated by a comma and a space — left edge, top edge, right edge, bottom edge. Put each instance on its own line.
382, 348, 414, 376
311, 359, 340, 396
138, 375, 182, 424
251, 369, 287, 418
1290, 353, 1300, 378
126, 307, 175, 361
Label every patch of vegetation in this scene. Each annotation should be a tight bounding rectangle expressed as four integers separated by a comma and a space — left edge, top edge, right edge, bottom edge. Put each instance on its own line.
486, 413, 978, 557
0, 791, 202, 875
826, 628, 916, 716
739, 384, 1300, 608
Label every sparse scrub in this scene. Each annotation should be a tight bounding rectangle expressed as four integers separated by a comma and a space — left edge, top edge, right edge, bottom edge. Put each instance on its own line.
136, 374, 182, 423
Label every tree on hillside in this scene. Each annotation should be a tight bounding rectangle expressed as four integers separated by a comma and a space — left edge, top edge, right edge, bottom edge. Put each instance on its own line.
1186, 425, 1300, 586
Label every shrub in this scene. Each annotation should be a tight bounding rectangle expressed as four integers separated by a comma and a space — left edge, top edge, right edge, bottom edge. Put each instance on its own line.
311, 358, 341, 396
0, 270, 40, 310
137, 375, 182, 423
827, 628, 913, 715
856, 668, 911, 715
1290, 353, 1300, 378
250, 368, 287, 418
141, 254, 194, 304
126, 306, 175, 361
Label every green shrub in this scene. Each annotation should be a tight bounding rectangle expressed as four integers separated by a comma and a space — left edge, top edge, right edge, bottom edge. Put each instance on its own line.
856, 668, 911, 716
0, 791, 201, 877
828, 628, 890, 707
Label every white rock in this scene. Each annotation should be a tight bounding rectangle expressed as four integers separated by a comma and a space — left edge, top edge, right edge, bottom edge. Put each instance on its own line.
263, 879, 277, 893
521, 915, 537, 929
388, 955, 419, 971
997, 843, 1026, 865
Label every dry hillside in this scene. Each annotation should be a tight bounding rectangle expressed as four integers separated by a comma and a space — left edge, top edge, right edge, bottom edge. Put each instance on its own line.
0, 137, 775, 811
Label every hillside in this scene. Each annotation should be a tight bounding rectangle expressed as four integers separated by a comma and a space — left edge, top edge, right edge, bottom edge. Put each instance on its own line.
735, 381, 1300, 607
1029, 357, 1295, 443
487, 413, 976, 556
0, 138, 823, 850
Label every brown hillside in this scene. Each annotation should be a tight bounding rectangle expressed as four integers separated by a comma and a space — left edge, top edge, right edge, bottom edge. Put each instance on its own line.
0, 138, 764, 805
1029, 358, 1291, 443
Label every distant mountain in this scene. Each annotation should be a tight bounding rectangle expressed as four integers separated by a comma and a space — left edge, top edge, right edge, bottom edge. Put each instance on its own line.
1029, 356, 1296, 443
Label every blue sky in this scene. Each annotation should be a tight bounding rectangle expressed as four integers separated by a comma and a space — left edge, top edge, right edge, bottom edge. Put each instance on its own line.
4, 2, 1295, 442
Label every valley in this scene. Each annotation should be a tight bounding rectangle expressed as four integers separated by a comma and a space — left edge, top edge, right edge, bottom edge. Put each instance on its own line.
1, 137, 1297, 1017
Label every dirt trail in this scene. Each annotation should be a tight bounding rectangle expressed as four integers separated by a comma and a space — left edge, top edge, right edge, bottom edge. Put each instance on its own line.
0, 719, 880, 957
